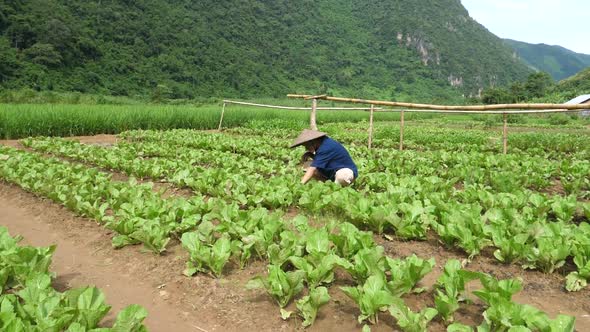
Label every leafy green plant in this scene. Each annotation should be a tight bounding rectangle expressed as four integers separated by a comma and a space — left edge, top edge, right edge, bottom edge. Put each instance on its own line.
0, 227, 148, 331
492, 231, 529, 264
393, 200, 434, 239
565, 248, 590, 292
473, 276, 523, 305
433, 259, 483, 323
290, 254, 351, 289
295, 286, 331, 327
473, 273, 572, 331
523, 235, 571, 274
0, 227, 56, 292
109, 304, 149, 332
385, 255, 435, 296
388, 298, 438, 332
447, 323, 474, 331
435, 204, 491, 258
478, 298, 575, 332
181, 232, 232, 277
550, 196, 577, 222
128, 222, 171, 254
340, 274, 396, 324
246, 265, 306, 308
330, 222, 375, 260
345, 246, 386, 283
267, 230, 304, 268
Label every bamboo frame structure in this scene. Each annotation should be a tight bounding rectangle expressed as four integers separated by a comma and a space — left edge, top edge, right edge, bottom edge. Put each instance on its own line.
399, 110, 405, 151
287, 94, 590, 111
222, 100, 379, 111
310, 98, 318, 131
503, 113, 508, 154
368, 108, 578, 114
219, 100, 382, 132
368, 104, 374, 149
288, 93, 589, 153
218, 102, 226, 130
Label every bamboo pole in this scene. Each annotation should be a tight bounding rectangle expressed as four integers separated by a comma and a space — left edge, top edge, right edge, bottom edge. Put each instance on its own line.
287, 94, 590, 111
368, 104, 374, 149
222, 100, 379, 111
310, 98, 318, 130
366, 108, 577, 114
218, 102, 226, 131
503, 113, 508, 154
399, 110, 405, 151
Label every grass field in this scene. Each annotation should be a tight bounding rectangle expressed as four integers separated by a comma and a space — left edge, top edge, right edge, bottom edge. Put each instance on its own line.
1, 102, 588, 139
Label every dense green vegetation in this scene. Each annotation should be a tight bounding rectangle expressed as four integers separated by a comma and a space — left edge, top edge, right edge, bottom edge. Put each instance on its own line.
481, 69, 590, 104
504, 39, 590, 81
554, 67, 590, 97
0, 0, 531, 102
481, 72, 556, 104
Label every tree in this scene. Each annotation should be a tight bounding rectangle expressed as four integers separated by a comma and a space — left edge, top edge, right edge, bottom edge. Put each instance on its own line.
24, 43, 62, 67
524, 72, 554, 98
509, 82, 527, 102
481, 87, 511, 104
0, 37, 20, 83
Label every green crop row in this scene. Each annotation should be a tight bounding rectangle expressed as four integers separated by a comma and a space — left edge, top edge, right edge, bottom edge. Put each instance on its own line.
0, 226, 148, 331
22, 132, 590, 283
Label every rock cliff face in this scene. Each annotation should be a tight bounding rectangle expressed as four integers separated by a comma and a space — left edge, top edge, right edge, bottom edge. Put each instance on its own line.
0, 0, 532, 101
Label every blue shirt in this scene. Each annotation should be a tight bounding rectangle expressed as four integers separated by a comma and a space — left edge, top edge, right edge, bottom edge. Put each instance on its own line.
311, 137, 358, 181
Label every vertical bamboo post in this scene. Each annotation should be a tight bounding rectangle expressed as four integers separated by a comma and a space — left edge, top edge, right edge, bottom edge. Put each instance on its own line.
310, 98, 318, 130
502, 113, 508, 154
218, 102, 227, 131
368, 104, 375, 149
399, 110, 405, 151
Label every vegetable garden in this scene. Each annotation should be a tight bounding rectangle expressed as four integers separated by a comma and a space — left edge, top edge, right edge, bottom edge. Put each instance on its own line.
0, 119, 589, 331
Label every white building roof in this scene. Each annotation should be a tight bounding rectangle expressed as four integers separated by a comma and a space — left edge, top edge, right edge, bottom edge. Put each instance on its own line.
565, 94, 590, 115
565, 94, 590, 105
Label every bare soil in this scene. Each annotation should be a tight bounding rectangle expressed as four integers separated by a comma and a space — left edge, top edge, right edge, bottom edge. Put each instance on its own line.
1, 134, 589, 331
66, 134, 120, 146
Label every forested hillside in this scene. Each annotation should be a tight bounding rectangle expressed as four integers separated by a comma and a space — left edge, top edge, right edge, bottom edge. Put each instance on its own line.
0, 0, 532, 101
504, 39, 590, 81
555, 67, 590, 96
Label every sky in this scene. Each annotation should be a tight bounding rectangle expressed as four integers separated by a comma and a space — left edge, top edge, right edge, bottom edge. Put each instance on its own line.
460, 0, 590, 54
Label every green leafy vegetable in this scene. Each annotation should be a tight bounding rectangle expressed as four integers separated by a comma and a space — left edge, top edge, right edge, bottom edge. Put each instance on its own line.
388, 298, 438, 332
246, 265, 305, 308
296, 286, 330, 327
340, 274, 396, 324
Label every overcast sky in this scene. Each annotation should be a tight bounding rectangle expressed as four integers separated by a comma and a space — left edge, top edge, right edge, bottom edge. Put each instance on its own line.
461, 0, 590, 54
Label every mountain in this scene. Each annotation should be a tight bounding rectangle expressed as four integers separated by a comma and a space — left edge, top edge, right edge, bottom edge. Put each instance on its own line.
504, 39, 590, 81
0, 0, 532, 101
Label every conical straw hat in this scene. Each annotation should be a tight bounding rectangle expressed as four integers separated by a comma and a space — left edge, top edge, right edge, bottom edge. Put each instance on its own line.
290, 129, 327, 148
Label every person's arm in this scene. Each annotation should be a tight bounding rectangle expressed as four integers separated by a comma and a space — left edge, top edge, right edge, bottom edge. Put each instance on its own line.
301, 166, 317, 184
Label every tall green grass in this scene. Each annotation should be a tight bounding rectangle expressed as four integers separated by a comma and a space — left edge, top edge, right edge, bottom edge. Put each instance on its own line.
0, 103, 406, 139
2, 102, 585, 139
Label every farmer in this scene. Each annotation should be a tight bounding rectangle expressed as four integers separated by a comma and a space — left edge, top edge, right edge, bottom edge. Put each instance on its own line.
290, 129, 358, 186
